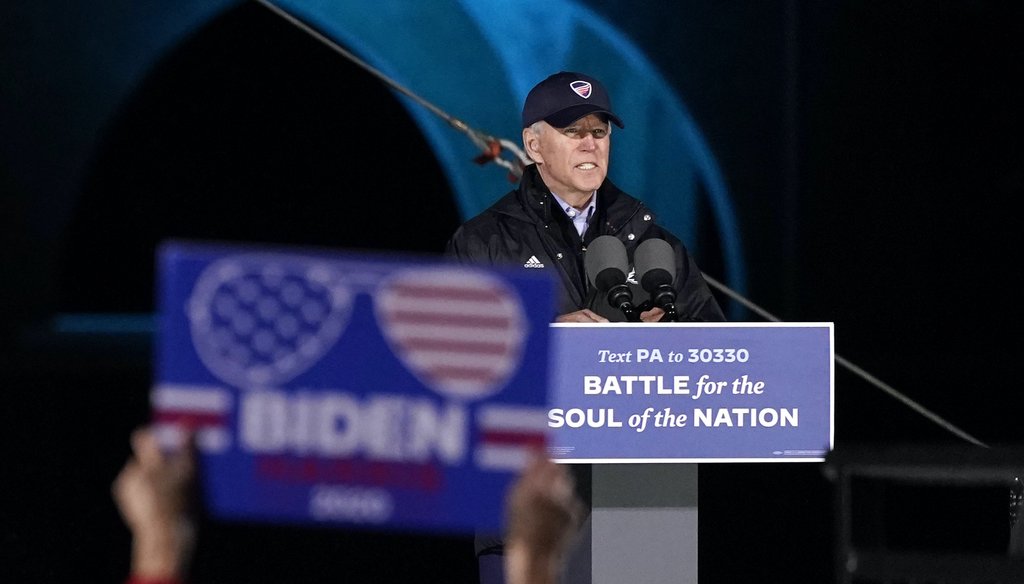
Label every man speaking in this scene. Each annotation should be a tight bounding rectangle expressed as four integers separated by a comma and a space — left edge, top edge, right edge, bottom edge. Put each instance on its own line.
445, 70, 724, 324
445, 71, 725, 583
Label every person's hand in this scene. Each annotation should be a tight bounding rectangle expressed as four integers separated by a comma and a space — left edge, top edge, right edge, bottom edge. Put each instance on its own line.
554, 309, 609, 323
112, 426, 197, 581
639, 306, 666, 322
503, 454, 583, 584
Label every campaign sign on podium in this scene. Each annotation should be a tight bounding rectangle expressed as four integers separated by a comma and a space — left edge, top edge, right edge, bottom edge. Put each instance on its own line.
547, 323, 833, 462
152, 240, 554, 534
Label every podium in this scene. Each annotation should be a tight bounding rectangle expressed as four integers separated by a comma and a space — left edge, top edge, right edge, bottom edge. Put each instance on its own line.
548, 323, 834, 583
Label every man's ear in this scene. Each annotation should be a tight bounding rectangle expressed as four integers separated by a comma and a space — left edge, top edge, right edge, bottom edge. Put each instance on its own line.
522, 127, 544, 164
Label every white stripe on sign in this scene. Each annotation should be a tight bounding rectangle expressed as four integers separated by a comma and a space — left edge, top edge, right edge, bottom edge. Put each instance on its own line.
153, 423, 231, 454
437, 379, 502, 395
475, 444, 532, 471
376, 297, 514, 317
405, 350, 512, 370
477, 406, 550, 432
383, 323, 517, 344
152, 384, 232, 412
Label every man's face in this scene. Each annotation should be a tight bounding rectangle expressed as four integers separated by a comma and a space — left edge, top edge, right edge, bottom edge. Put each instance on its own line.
524, 114, 611, 203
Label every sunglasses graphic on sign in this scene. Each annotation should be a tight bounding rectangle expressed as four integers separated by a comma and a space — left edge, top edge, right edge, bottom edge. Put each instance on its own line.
185, 254, 528, 400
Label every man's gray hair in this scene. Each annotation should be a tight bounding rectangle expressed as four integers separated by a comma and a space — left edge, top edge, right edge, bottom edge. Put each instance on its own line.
527, 120, 613, 136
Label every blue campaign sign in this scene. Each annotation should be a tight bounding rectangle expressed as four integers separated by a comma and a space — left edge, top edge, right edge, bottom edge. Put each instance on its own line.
152, 240, 554, 534
547, 323, 833, 462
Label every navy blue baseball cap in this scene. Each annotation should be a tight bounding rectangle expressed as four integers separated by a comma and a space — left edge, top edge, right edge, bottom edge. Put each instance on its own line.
521, 71, 624, 129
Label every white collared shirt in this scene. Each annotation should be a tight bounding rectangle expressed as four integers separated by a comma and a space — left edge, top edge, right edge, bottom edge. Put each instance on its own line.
549, 191, 596, 237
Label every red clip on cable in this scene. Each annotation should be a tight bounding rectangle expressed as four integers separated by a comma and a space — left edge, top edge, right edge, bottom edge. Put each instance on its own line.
473, 139, 502, 165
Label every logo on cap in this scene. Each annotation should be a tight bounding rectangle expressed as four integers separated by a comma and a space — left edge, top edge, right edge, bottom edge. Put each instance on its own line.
570, 80, 592, 99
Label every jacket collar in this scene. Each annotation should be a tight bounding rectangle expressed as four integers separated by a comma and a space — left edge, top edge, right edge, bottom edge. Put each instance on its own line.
503, 163, 645, 233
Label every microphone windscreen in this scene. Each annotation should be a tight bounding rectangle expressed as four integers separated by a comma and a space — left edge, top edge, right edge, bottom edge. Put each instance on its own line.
593, 267, 624, 293
584, 235, 629, 290
634, 238, 676, 291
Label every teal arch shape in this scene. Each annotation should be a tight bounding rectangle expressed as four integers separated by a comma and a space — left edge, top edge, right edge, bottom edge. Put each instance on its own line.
274, 0, 746, 301
41, 0, 745, 303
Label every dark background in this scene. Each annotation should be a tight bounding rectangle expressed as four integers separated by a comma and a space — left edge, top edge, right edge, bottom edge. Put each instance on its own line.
2, 1, 1021, 582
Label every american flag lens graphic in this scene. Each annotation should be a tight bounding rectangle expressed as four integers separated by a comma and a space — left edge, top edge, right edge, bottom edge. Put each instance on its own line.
374, 268, 527, 401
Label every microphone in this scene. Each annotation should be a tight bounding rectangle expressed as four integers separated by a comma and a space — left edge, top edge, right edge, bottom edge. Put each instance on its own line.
634, 238, 679, 322
584, 235, 640, 322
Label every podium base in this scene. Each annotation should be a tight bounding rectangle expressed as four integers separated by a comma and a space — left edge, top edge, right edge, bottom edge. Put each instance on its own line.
563, 463, 698, 584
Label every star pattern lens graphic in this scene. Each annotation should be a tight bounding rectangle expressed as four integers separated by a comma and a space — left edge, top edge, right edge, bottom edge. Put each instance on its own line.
188, 256, 353, 388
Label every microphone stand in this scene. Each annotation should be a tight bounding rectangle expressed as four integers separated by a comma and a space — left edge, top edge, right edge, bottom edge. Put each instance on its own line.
646, 284, 680, 322
606, 283, 642, 322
